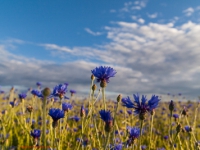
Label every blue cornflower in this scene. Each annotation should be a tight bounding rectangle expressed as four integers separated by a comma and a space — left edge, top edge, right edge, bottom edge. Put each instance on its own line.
99, 110, 113, 123
99, 110, 113, 132
30, 129, 41, 139
52, 84, 67, 99
164, 135, 169, 140
122, 94, 160, 120
70, 89, 76, 96
70, 116, 80, 122
127, 110, 132, 115
80, 105, 85, 117
62, 102, 73, 112
18, 93, 27, 100
91, 66, 117, 88
184, 126, 192, 132
141, 145, 147, 150
111, 143, 123, 150
9, 102, 15, 108
173, 114, 179, 119
36, 82, 42, 87
126, 127, 140, 146
48, 108, 64, 122
31, 89, 41, 97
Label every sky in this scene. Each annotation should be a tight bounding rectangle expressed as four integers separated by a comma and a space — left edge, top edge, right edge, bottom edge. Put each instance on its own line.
0, 0, 200, 99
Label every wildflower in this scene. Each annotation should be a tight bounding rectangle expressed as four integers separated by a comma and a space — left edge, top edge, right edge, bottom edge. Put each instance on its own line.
122, 94, 160, 120
181, 106, 188, 117
80, 105, 85, 118
127, 110, 132, 115
52, 84, 67, 99
99, 110, 113, 132
36, 82, 42, 87
70, 89, 76, 96
141, 145, 147, 150
164, 135, 169, 140
184, 126, 192, 132
172, 114, 179, 121
18, 93, 27, 101
169, 100, 174, 112
70, 116, 80, 122
48, 108, 64, 128
91, 66, 117, 88
111, 143, 123, 150
126, 127, 140, 146
30, 129, 41, 140
62, 102, 73, 112
31, 89, 41, 97
26, 105, 33, 113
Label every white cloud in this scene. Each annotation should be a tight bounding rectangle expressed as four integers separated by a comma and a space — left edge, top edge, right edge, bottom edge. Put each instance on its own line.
147, 13, 158, 18
138, 18, 145, 24
84, 28, 102, 36
183, 7, 194, 16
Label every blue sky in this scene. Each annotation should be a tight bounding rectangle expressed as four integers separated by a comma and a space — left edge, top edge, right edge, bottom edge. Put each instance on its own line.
0, 0, 200, 99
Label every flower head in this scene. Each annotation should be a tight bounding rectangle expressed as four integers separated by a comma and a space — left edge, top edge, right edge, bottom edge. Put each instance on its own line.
18, 93, 27, 100
126, 127, 140, 146
80, 105, 85, 117
70, 89, 76, 94
30, 129, 41, 139
48, 108, 65, 122
122, 94, 160, 119
111, 143, 123, 150
91, 66, 117, 87
36, 82, 42, 87
31, 89, 41, 97
62, 102, 73, 112
184, 126, 192, 132
99, 110, 113, 123
99, 109, 113, 132
173, 114, 179, 119
53, 84, 67, 99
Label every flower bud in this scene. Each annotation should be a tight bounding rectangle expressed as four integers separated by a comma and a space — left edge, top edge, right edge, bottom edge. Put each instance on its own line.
100, 79, 107, 88
117, 94, 122, 103
169, 100, 174, 112
105, 121, 113, 132
92, 84, 97, 91
42, 87, 51, 97
91, 74, 95, 81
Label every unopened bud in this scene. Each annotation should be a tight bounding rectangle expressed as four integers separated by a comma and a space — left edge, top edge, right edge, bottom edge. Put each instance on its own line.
42, 87, 51, 97
100, 79, 107, 88
169, 100, 174, 112
27, 105, 33, 113
117, 94, 122, 103
91, 74, 95, 81
176, 124, 182, 133
92, 84, 97, 91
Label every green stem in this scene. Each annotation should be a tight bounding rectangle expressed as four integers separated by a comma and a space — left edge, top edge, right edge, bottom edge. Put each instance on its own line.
112, 101, 119, 144
139, 120, 144, 150
104, 132, 110, 150
102, 88, 106, 110
149, 114, 154, 150
42, 97, 47, 148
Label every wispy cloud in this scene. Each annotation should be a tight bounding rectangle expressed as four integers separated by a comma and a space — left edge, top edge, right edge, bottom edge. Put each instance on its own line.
147, 13, 158, 18
84, 28, 102, 36
183, 7, 194, 16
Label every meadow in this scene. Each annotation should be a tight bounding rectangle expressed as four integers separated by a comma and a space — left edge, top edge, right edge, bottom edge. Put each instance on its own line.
0, 66, 199, 150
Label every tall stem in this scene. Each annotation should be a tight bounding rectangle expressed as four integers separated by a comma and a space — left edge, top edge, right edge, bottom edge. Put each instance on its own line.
102, 88, 106, 110
104, 132, 110, 150
42, 97, 47, 148
149, 114, 154, 150
139, 120, 144, 150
